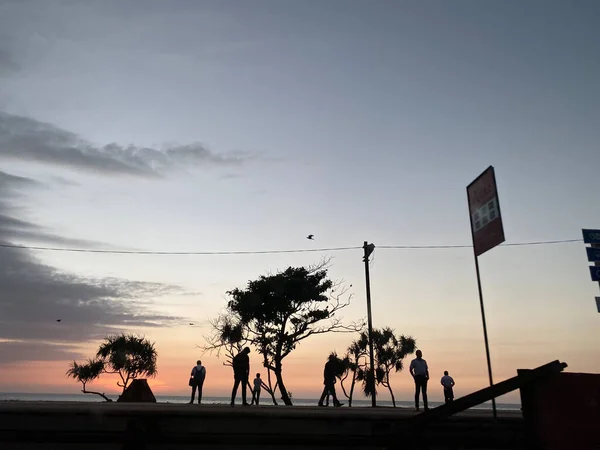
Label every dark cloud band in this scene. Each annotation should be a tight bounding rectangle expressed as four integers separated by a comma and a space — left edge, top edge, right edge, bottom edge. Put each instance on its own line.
0, 112, 251, 177
0, 168, 185, 364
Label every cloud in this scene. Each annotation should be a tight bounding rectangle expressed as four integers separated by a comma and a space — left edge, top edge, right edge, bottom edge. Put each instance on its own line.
47, 175, 80, 187
0, 112, 252, 177
0, 48, 20, 75
0, 341, 87, 364
0, 170, 39, 190
0, 170, 185, 364
0, 171, 115, 249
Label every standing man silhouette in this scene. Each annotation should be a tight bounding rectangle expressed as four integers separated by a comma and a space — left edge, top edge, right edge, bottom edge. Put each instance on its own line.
410, 350, 429, 411
230, 347, 251, 406
188, 360, 206, 404
441, 370, 455, 404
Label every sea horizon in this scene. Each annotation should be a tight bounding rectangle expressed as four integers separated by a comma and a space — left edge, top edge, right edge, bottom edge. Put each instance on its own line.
0, 392, 521, 411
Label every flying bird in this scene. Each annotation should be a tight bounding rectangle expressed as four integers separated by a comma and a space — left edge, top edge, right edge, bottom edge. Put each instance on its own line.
189, 323, 194, 326
307, 235, 314, 240
56, 319, 61, 322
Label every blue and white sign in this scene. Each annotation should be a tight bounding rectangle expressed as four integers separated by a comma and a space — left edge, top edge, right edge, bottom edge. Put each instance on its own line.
590, 266, 600, 282
582, 229, 600, 244
586, 247, 600, 262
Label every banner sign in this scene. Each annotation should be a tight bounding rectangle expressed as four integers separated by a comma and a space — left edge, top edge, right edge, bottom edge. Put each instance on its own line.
467, 166, 506, 257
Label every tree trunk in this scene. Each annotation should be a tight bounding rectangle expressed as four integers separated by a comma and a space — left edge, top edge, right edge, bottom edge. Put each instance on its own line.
266, 387, 278, 405
348, 372, 357, 407
386, 382, 396, 408
263, 355, 279, 405
274, 360, 292, 405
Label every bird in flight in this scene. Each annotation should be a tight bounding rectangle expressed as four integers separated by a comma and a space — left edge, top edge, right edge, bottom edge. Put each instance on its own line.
307, 235, 314, 240
189, 323, 194, 326
56, 319, 62, 322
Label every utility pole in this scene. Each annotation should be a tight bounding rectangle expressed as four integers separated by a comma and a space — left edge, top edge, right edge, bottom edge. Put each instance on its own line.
363, 241, 376, 407
472, 248, 497, 419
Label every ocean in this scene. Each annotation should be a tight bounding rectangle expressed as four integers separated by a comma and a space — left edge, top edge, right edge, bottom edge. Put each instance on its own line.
0, 392, 521, 411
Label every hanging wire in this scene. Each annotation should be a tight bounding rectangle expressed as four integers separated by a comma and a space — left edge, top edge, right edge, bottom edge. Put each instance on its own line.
0, 239, 582, 256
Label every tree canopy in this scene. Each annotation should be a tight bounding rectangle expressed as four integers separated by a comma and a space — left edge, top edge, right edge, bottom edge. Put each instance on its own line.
66, 333, 157, 401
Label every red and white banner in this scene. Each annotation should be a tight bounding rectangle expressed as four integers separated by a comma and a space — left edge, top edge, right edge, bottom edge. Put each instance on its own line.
467, 166, 505, 257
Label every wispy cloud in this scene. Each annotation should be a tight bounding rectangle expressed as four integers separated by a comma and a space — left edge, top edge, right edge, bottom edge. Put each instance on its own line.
0, 47, 19, 75
0, 341, 87, 364
0, 170, 185, 364
0, 112, 253, 177
0, 171, 113, 249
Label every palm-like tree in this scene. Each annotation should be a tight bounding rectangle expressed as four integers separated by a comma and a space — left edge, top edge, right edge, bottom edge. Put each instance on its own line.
96, 334, 158, 392
372, 329, 416, 407
66, 358, 112, 402
353, 328, 416, 407
338, 335, 369, 406
66, 334, 158, 401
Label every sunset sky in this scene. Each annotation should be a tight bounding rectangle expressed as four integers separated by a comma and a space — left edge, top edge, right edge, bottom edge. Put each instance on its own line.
1, 0, 599, 404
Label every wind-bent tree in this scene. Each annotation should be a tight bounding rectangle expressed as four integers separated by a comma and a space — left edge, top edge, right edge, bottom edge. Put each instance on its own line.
203, 261, 363, 405
66, 334, 158, 401
348, 328, 416, 407
66, 358, 112, 402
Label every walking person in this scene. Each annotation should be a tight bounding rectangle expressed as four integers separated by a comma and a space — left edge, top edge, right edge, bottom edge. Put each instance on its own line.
230, 347, 251, 406
188, 360, 206, 404
251, 373, 262, 405
441, 370, 455, 404
409, 350, 429, 411
318, 354, 343, 407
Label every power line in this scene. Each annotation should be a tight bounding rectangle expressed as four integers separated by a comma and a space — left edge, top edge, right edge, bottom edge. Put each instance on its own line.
0, 243, 362, 255
379, 239, 582, 249
0, 239, 582, 256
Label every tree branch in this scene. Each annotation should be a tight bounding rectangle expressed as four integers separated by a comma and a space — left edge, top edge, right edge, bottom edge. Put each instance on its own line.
80, 380, 112, 402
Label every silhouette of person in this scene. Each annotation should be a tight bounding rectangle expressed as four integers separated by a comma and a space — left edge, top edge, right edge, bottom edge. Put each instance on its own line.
188, 360, 206, 404
230, 347, 251, 406
251, 373, 262, 405
441, 370, 455, 404
409, 349, 429, 411
318, 354, 343, 407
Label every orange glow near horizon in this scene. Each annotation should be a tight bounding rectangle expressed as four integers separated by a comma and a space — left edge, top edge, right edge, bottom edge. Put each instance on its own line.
2, 328, 599, 405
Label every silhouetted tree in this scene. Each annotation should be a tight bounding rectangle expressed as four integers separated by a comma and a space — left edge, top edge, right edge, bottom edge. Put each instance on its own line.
337, 334, 369, 407
66, 334, 158, 401
66, 358, 111, 402
203, 260, 363, 405
372, 328, 416, 407
97, 334, 158, 392
202, 315, 279, 405
351, 328, 416, 407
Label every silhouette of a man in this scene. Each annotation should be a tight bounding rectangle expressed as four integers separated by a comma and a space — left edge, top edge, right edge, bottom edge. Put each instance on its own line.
188, 360, 206, 404
441, 370, 455, 404
230, 347, 251, 406
410, 349, 429, 411
318, 354, 343, 407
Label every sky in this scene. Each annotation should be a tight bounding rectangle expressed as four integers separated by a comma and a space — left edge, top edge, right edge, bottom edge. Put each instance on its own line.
0, 0, 599, 404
